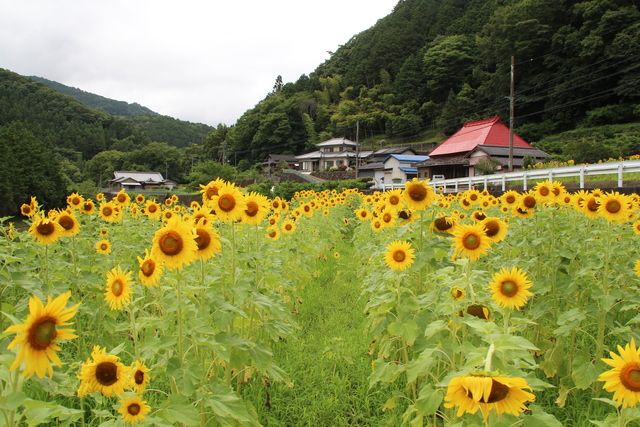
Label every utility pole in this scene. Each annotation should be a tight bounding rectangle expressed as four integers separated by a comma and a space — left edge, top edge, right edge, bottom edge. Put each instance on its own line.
508, 55, 515, 172
165, 162, 169, 180
355, 120, 360, 178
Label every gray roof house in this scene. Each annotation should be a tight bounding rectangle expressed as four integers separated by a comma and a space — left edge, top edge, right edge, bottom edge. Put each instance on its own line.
108, 171, 177, 190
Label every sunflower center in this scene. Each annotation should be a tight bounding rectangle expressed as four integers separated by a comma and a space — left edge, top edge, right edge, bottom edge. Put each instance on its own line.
462, 233, 481, 250
118, 195, 126, 203
218, 194, 236, 212
452, 289, 464, 299
399, 210, 410, 220
389, 195, 400, 205
28, 318, 57, 350
36, 222, 55, 236
159, 231, 183, 255
148, 205, 158, 213
539, 187, 550, 196
83, 203, 92, 211
71, 197, 81, 205
501, 281, 518, 297
587, 198, 600, 212
393, 250, 406, 262
506, 195, 516, 204
103, 207, 113, 216
383, 213, 392, 223
134, 370, 145, 385
285, 224, 293, 231
482, 379, 510, 403
466, 305, 489, 320
58, 216, 74, 230
408, 185, 426, 202
268, 230, 277, 238
141, 260, 155, 277
470, 194, 478, 201
95, 361, 119, 386
101, 243, 108, 251
195, 229, 211, 251
606, 200, 621, 213
484, 221, 499, 237
112, 279, 124, 297
434, 218, 452, 232
474, 212, 486, 221
245, 202, 258, 217
620, 364, 640, 392
523, 196, 536, 209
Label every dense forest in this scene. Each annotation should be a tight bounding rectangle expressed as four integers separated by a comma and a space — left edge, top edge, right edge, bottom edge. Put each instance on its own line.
202, 0, 640, 163
1, 0, 640, 216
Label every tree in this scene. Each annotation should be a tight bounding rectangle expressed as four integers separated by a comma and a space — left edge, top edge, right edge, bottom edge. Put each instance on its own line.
474, 157, 500, 175
0, 122, 66, 216
186, 161, 237, 191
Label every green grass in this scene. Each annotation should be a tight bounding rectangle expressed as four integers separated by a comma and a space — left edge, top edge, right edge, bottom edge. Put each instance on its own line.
242, 238, 401, 427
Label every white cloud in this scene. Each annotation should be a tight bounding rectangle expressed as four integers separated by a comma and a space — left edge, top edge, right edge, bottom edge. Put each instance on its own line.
0, 0, 397, 126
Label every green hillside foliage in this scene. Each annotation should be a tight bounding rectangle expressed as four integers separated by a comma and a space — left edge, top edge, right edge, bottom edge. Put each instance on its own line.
205, 0, 640, 164
28, 76, 158, 117
122, 114, 213, 148
30, 75, 214, 148
0, 69, 150, 160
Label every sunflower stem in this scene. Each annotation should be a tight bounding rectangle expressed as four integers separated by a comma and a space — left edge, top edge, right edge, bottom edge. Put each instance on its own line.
596, 221, 613, 362
465, 259, 476, 301
619, 405, 628, 427
176, 270, 184, 362
503, 311, 511, 335
129, 304, 140, 361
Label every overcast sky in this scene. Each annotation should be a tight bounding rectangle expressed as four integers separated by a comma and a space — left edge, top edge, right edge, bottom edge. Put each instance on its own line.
1, 0, 397, 127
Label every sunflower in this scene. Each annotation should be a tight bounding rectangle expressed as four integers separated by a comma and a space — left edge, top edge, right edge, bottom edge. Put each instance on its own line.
266, 227, 280, 240
53, 210, 81, 237
462, 305, 492, 321
533, 180, 555, 202
431, 216, 456, 234
513, 206, 535, 219
190, 204, 216, 226
334, 252, 340, 259
104, 266, 135, 311
98, 201, 120, 223
489, 267, 533, 310
599, 338, 640, 408
192, 221, 222, 260
371, 219, 384, 232
635, 260, 640, 278
77, 346, 133, 397
113, 189, 131, 207
500, 190, 520, 207
134, 194, 145, 204
118, 394, 151, 424
200, 178, 226, 204
403, 178, 434, 210
137, 248, 163, 287
130, 361, 151, 394
95, 192, 105, 202
450, 287, 466, 300
4, 291, 80, 378
282, 220, 297, 234
480, 217, 508, 243
95, 239, 112, 255
243, 192, 270, 225
598, 191, 633, 223
471, 210, 487, 222
354, 207, 370, 221
580, 194, 601, 219
379, 207, 397, 228
151, 217, 198, 270
451, 223, 491, 261
444, 372, 536, 418
81, 199, 96, 215
144, 200, 162, 220
29, 214, 64, 245
20, 202, 36, 217
66, 192, 84, 209
384, 189, 405, 211
384, 240, 416, 271
209, 182, 247, 222
518, 192, 538, 212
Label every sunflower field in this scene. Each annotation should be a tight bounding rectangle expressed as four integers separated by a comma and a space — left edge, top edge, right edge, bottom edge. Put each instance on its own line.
2, 179, 640, 426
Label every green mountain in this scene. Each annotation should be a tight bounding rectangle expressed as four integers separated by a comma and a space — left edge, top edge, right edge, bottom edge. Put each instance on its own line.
28, 76, 159, 117
205, 0, 640, 164
29, 75, 214, 149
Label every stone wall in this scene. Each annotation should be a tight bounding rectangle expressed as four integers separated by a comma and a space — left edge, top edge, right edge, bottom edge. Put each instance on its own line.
310, 171, 357, 181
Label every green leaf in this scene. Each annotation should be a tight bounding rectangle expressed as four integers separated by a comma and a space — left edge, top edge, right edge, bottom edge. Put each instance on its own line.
572, 361, 599, 390
202, 383, 261, 425
522, 404, 563, 427
415, 384, 443, 416
388, 319, 419, 345
158, 394, 200, 427
424, 320, 447, 339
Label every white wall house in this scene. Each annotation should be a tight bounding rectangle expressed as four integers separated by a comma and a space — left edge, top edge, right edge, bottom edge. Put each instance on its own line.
382, 154, 429, 183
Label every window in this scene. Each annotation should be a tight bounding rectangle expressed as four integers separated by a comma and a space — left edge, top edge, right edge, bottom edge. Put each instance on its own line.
326, 161, 334, 167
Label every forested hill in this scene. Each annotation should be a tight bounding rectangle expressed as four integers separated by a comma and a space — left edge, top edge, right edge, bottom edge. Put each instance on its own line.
28, 76, 159, 117
29, 75, 214, 149
206, 0, 640, 164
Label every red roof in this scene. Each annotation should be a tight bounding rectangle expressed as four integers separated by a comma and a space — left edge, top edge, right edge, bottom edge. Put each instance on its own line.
429, 116, 533, 157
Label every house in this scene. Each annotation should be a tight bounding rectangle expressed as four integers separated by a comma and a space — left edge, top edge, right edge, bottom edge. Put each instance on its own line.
262, 154, 299, 173
108, 171, 177, 191
358, 146, 417, 180
295, 138, 373, 172
382, 154, 429, 183
413, 116, 550, 179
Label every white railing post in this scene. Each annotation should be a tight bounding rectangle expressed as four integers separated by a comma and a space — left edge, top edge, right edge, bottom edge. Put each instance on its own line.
523, 172, 528, 191
580, 166, 585, 189
618, 163, 623, 188
501, 174, 506, 191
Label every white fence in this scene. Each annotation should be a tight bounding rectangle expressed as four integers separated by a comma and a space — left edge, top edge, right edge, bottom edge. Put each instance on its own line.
373, 160, 640, 193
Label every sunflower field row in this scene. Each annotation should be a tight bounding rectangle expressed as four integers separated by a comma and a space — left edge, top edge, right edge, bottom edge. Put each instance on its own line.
2, 179, 640, 426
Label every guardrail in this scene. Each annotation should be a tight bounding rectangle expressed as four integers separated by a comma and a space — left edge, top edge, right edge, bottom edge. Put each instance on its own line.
373, 160, 640, 193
